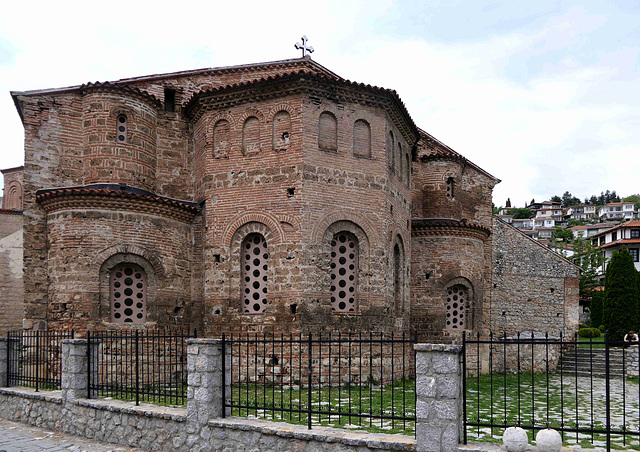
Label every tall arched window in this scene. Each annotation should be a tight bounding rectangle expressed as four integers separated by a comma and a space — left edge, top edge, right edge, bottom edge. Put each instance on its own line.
398, 143, 404, 182
213, 119, 230, 158
242, 116, 261, 156
353, 119, 371, 158
272, 110, 291, 152
116, 115, 128, 143
330, 232, 358, 312
241, 234, 268, 314
319, 112, 337, 152
445, 285, 468, 330
405, 153, 411, 185
387, 131, 395, 172
393, 243, 403, 307
110, 264, 147, 323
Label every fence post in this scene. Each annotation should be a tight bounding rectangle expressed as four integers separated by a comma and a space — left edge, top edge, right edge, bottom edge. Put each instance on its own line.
61, 339, 89, 404
414, 344, 464, 452
0, 338, 7, 387
186, 339, 231, 432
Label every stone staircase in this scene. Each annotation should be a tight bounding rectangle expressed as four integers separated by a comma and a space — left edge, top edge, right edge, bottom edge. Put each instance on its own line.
557, 348, 626, 378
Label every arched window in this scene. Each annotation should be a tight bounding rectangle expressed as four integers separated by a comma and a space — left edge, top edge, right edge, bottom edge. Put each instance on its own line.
241, 234, 268, 314
110, 264, 147, 323
387, 131, 394, 172
398, 143, 404, 182
330, 232, 358, 312
393, 243, 403, 307
213, 119, 230, 158
445, 285, 468, 330
405, 153, 411, 185
116, 115, 128, 143
319, 112, 337, 152
353, 119, 371, 158
272, 110, 291, 152
446, 177, 455, 198
242, 116, 261, 156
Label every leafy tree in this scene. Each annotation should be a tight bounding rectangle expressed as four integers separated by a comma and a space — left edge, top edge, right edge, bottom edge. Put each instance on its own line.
623, 194, 640, 211
603, 248, 639, 340
550, 195, 562, 204
567, 218, 586, 227
492, 205, 502, 215
561, 191, 581, 207
511, 208, 533, 219
530, 198, 535, 206
505, 198, 511, 208
572, 236, 606, 302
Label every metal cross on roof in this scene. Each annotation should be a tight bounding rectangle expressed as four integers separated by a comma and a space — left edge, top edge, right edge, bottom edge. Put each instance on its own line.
295, 36, 314, 58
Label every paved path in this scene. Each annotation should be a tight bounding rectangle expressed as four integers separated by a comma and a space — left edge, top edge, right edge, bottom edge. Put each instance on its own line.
0, 418, 140, 452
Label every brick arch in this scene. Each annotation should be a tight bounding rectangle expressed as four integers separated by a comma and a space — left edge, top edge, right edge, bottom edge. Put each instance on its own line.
276, 214, 301, 235
267, 103, 296, 119
223, 211, 285, 249
109, 105, 136, 120
312, 210, 377, 248
90, 244, 165, 278
237, 108, 265, 125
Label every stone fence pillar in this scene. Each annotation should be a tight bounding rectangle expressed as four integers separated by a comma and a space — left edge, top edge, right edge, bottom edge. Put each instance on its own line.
0, 338, 6, 387
61, 339, 89, 403
414, 344, 463, 452
186, 339, 231, 431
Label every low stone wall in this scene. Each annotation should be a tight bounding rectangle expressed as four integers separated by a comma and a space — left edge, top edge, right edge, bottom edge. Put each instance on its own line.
625, 347, 640, 378
0, 387, 415, 451
0, 338, 465, 451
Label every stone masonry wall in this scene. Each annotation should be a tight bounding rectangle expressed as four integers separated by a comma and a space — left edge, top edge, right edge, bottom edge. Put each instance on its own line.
491, 218, 580, 337
0, 212, 23, 334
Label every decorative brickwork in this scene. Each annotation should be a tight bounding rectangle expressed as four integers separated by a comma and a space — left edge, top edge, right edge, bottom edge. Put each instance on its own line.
6, 57, 578, 343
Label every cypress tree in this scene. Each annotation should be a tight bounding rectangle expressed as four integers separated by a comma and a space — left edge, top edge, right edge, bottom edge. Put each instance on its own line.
590, 290, 604, 330
603, 248, 640, 340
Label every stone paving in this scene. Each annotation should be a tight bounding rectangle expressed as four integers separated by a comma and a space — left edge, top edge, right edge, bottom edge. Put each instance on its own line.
0, 417, 140, 452
467, 375, 640, 449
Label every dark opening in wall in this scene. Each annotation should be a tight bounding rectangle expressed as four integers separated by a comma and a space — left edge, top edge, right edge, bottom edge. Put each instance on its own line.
287, 188, 295, 197
213, 254, 221, 263
290, 303, 297, 314
164, 88, 176, 112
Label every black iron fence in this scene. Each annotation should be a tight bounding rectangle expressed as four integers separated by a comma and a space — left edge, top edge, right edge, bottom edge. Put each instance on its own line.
463, 331, 640, 450
222, 332, 417, 435
7, 330, 75, 391
87, 329, 196, 406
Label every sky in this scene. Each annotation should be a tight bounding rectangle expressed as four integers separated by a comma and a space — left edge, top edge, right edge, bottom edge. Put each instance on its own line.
1, 0, 639, 208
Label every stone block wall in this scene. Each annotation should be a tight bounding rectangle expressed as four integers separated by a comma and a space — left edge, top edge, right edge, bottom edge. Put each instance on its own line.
491, 218, 580, 337
0, 211, 23, 334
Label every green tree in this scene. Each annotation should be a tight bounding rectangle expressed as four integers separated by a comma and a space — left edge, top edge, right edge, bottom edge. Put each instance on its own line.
550, 195, 562, 204
552, 226, 574, 256
567, 218, 586, 227
623, 194, 640, 211
603, 248, 639, 340
505, 198, 511, 208
572, 236, 606, 303
511, 208, 532, 219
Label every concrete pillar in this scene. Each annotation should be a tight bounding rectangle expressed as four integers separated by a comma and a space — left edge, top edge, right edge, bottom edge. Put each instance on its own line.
0, 338, 7, 387
186, 338, 231, 430
414, 344, 463, 452
61, 339, 89, 403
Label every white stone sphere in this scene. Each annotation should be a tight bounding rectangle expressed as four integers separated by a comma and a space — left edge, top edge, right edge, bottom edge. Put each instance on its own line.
535, 428, 562, 452
503, 427, 529, 452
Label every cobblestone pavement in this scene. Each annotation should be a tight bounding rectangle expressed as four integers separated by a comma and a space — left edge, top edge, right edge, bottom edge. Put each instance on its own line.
0, 418, 141, 452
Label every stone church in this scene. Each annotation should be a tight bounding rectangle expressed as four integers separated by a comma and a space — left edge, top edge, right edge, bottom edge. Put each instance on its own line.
4, 56, 579, 340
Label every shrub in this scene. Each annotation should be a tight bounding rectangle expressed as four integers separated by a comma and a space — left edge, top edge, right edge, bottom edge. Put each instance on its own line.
578, 328, 601, 338
599, 325, 605, 333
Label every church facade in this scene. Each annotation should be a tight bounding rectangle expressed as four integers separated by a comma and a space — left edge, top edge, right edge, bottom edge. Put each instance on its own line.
7, 57, 579, 339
